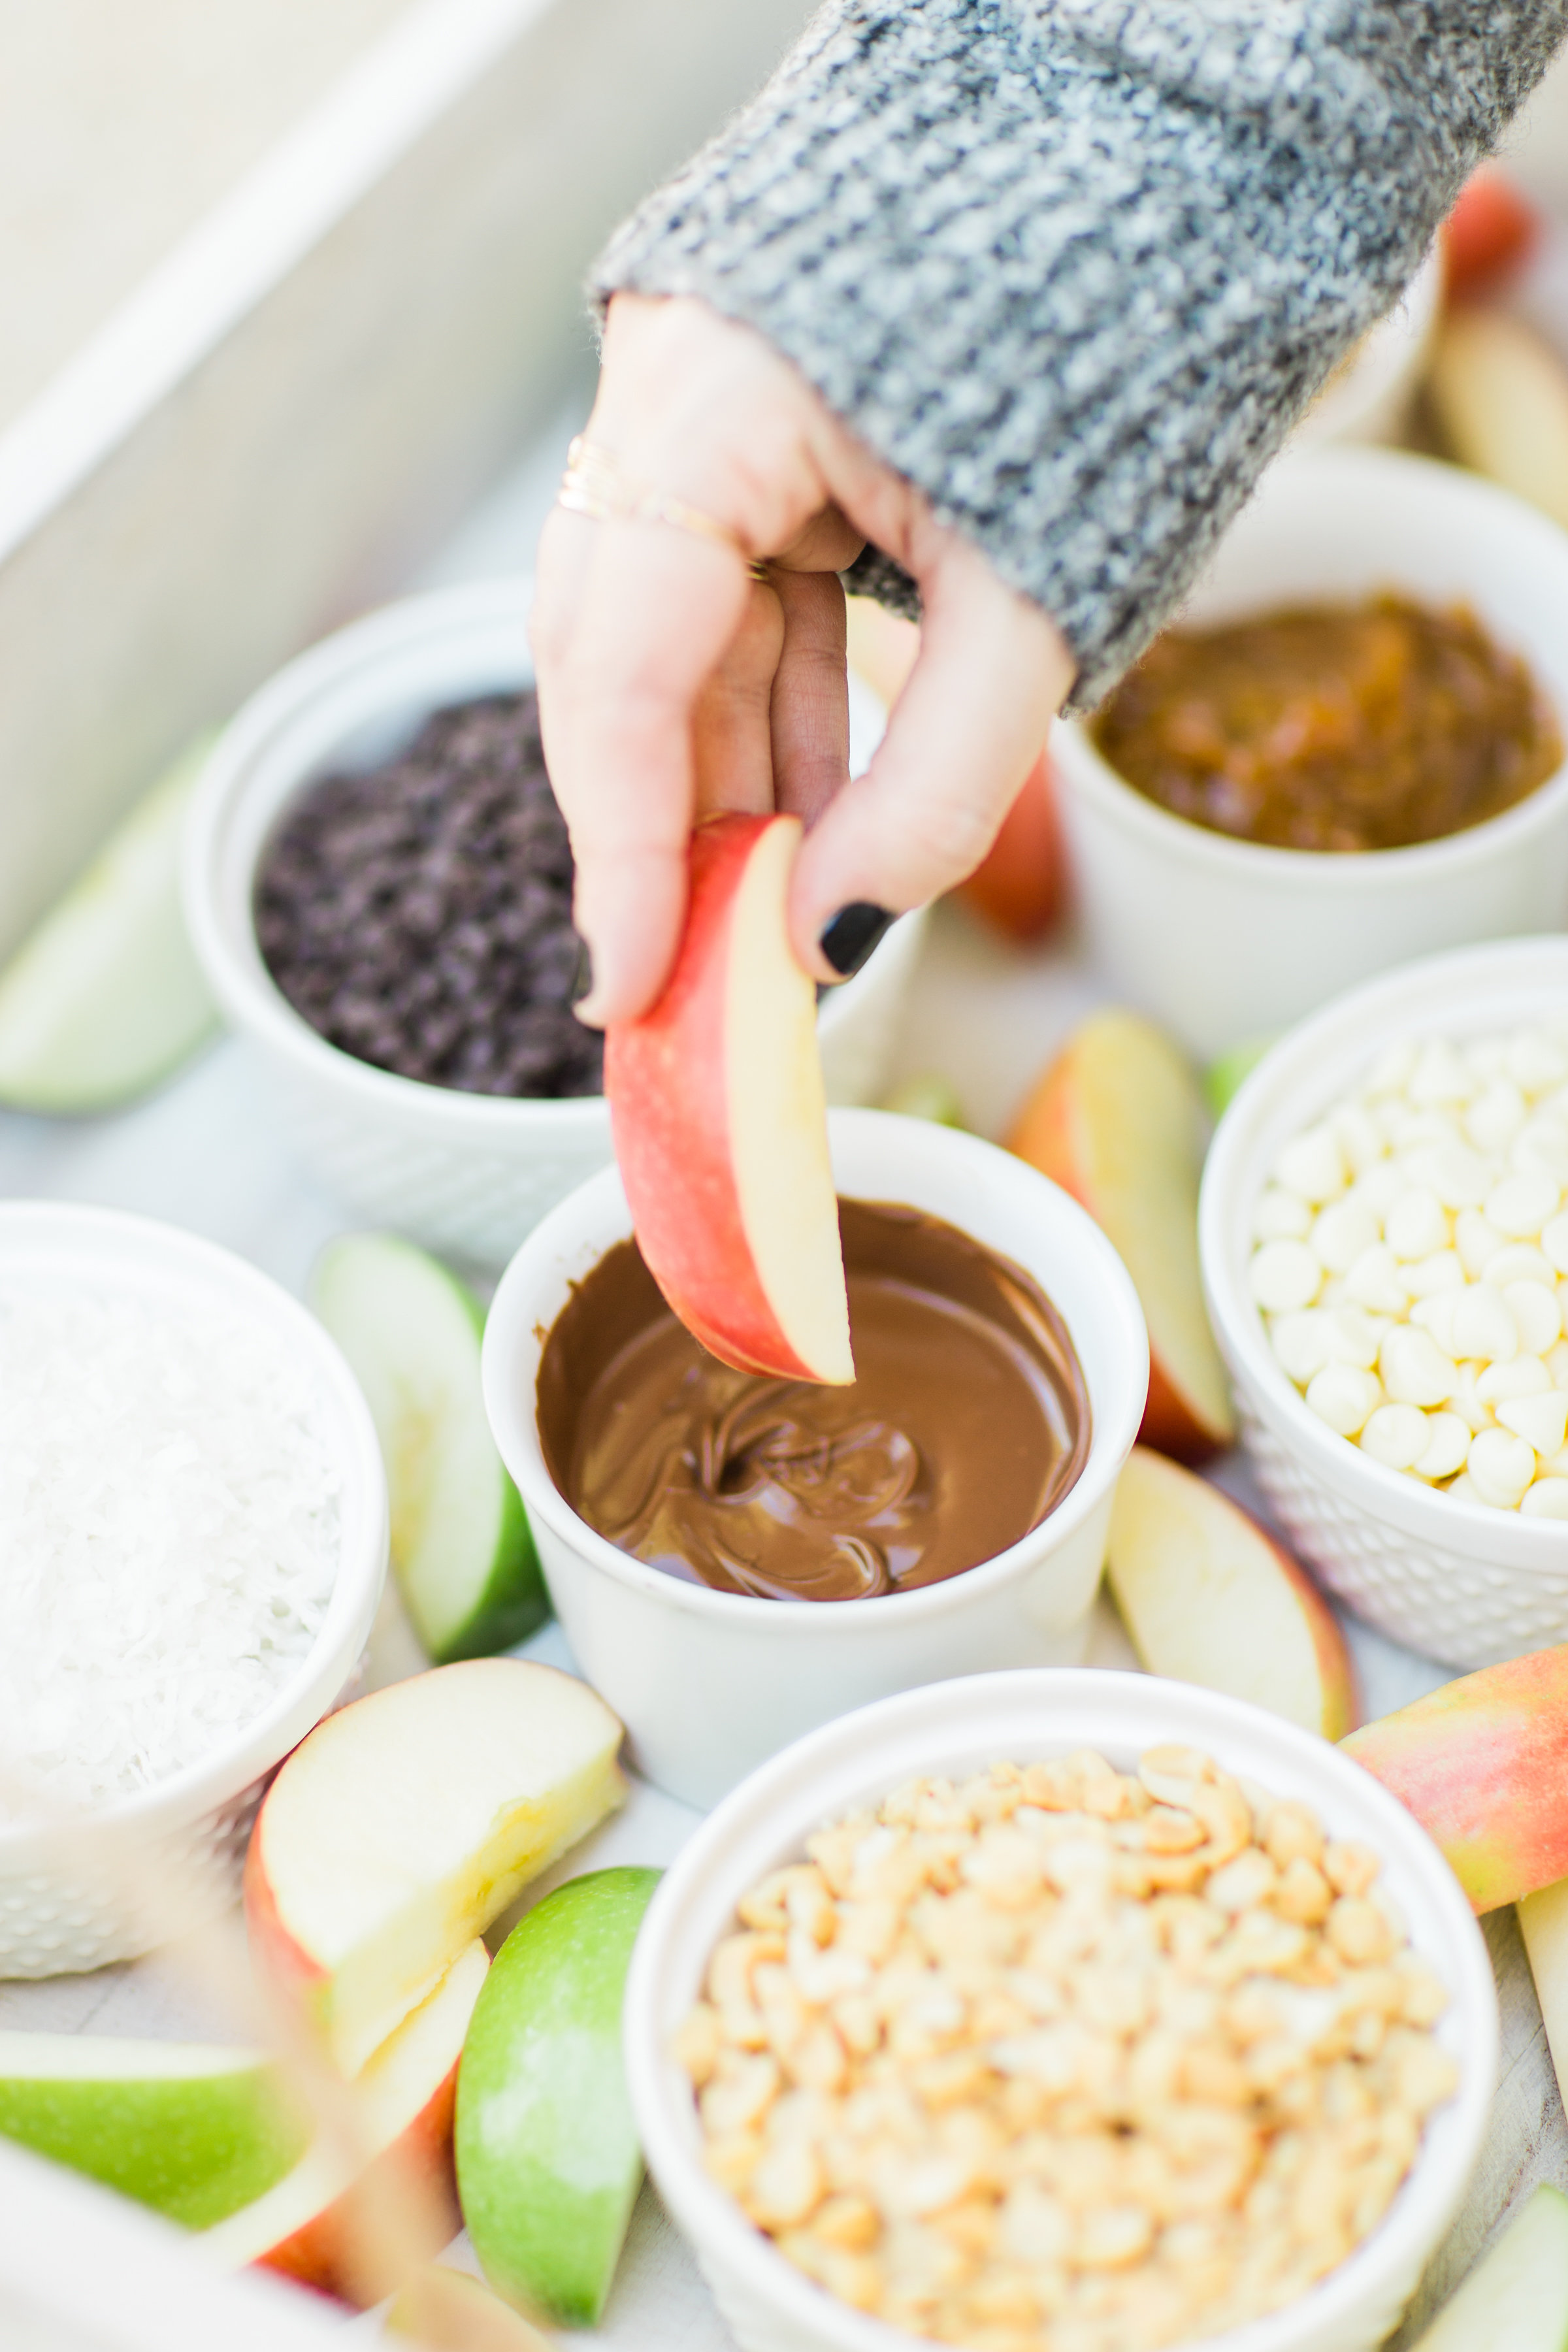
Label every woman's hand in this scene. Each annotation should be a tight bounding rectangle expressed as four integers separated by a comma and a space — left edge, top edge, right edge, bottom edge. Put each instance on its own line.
532, 293, 1074, 1026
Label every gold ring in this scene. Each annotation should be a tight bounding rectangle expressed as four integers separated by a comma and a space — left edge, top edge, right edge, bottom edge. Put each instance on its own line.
558, 436, 768, 578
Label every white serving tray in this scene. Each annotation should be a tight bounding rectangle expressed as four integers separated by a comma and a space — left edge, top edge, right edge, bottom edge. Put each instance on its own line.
1, 896, 1564, 2351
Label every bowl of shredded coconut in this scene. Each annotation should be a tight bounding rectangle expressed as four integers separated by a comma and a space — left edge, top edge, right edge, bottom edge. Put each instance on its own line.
0, 1201, 387, 1976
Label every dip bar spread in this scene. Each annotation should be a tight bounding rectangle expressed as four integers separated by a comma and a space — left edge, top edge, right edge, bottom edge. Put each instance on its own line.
1094, 595, 1561, 853
537, 1201, 1090, 1601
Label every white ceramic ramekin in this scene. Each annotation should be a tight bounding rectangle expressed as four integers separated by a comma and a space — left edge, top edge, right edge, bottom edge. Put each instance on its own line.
182, 578, 926, 1268
625, 1668, 1497, 2352
1201, 936, 1568, 1671
1294, 250, 1442, 449
482, 1109, 1149, 1806
0, 1203, 387, 1976
1053, 447, 1568, 1062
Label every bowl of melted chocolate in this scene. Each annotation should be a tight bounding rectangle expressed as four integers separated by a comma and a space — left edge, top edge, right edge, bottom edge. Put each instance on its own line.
537, 1201, 1090, 1605
481, 1110, 1150, 1805
1048, 447, 1568, 1063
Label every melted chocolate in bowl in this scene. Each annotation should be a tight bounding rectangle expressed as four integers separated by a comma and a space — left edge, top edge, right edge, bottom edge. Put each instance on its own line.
536, 1200, 1090, 1601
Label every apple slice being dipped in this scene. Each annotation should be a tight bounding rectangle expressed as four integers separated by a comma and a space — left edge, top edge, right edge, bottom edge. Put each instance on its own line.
605, 811, 853, 1383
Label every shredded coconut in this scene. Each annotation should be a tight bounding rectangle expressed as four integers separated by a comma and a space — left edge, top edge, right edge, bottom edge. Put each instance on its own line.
0, 1279, 340, 1814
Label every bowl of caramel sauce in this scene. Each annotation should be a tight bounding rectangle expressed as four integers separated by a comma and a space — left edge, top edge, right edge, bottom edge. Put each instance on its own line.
481, 1109, 1149, 1806
1052, 446, 1568, 1063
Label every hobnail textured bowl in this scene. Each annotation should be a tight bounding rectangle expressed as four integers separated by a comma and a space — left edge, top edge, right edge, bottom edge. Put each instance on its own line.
626, 1669, 1497, 2352
0, 1203, 386, 1976
183, 577, 925, 1269
1201, 938, 1568, 1671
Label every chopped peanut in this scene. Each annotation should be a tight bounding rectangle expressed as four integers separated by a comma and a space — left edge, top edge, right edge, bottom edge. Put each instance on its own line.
678, 1751, 1459, 2352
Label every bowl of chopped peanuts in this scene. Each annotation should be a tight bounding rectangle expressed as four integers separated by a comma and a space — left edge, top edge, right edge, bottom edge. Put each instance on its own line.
1201, 934, 1568, 1674
625, 1667, 1495, 2352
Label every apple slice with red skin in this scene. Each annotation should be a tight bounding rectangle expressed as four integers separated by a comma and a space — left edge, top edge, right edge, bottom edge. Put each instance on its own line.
203, 1939, 488, 2304
605, 811, 853, 1384
957, 751, 1071, 944
1343, 1644, 1568, 1912
245, 1659, 625, 2080
1007, 1007, 1234, 1463
1107, 1448, 1358, 1739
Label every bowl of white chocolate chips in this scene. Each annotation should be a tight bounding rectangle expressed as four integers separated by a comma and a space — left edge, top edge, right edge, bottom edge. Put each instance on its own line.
1202, 935, 1568, 1671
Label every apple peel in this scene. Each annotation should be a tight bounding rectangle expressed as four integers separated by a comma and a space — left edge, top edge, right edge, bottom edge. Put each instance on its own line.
606, 811, 853, 1384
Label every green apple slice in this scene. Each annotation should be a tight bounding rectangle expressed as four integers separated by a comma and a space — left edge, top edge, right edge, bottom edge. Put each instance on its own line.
310, 1232, 548, 1663
0, 736, 220, 1113
1410, 2184, 1568, 2348
456, 1866, 662, 2326
0, 2033, 308, 2229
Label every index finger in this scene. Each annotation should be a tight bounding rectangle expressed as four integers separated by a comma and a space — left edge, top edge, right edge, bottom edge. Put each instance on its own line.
540, 511, 757, 1026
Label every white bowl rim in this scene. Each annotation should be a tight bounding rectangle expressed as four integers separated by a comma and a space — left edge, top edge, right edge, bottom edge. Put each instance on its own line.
625, 1665, 1499, 2352
1054, 445, 1568, 888
1201, 934, 1568, 1558
482, 1109, 1150, 1629
182, 575, 905, 1134
0, 1199, 387, 1858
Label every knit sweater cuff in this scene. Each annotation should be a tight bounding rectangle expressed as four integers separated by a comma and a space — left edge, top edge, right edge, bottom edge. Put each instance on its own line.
594, 1, 1564, 709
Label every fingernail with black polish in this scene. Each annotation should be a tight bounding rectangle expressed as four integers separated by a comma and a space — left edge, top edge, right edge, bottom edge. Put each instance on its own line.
819, 903, 893, 979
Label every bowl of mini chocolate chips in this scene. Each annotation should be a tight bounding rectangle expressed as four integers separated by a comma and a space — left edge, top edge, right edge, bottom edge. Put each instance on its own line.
183, 579, 925, 1265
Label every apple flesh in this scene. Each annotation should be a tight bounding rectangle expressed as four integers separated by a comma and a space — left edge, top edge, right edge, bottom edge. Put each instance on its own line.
1007, 1007, 1235, 1462
605, 812, 853, 1385
0, 2035, 306, 2229
245, 1658, 626, 2079
457, 1867, 661, 2327
387, 2266, 557, 2349
1342, 1644, 1568, 1912
204, 1939, 488, 2304
310, 1232, 547, 1664
1520, 1875, 1568, 2118
1404, 2183, 1568, 2349
1107, 1448, 1358, 1739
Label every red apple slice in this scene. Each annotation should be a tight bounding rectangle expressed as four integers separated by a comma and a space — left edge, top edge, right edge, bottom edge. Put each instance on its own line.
1343, 1644, 1568, 1912
957, 751, 1070, 943
1107, 1447, 1358, 1739
605, 811, 853, 1384
203, 1940, 488, 2303
246, 1659, 625, 2080
1007, 1007, 1234, 1463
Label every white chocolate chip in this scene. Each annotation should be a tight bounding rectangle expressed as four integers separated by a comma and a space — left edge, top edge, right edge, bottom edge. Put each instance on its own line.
1477, 1356, 1551, 1404
1455, 1210, 1508, 1279
1311, 1198, 1380, 1274
1451, 1284, 1518, 1365
1274, 1126, 1348, 1205
1331, 1103, 1384, 1178
1324, 1306, 1390, 1370
1343, 1243, 1411, 1315
1305, 1364, 1382, 1437
1484, 1244, 1558, 1291
1507, 1279, 1563, 1357
1254, 1186, 1315, 1242
1409, 1292, 1461, 1357
1507, 1030, 1568, 1094
1379, 1326, 1458, 1409
1413, 1413, 1471, 1480
1446, 1472, 1486, 1506
1467, 1427, 1538, 1509
1445, 1365, 1495, 1433
1497, 1391, 1568, 1459
1464, 1078, 1528, 1154
1407, 1140, 1494, 1210
1522, 1479, 1568, 1519
1542, 1211, 1568, 1274
1349, 1162, 1405, 1221
1399, 1250, 1465, 1301
1512, 1118, 1568, 1186
1385, 1188, 1450, 1262
1360, 1404, 1430, 1473
1250, 1241, 1322, 1314
1409, 1039, 1476, 1105
1486, 1171, 1561, 1239
1365, 1041, 1418, 1096
1270, 1311, 1335, 1385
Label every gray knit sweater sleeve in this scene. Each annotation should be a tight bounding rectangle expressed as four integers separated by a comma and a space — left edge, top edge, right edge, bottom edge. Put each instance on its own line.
594, 0, 1567, 709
